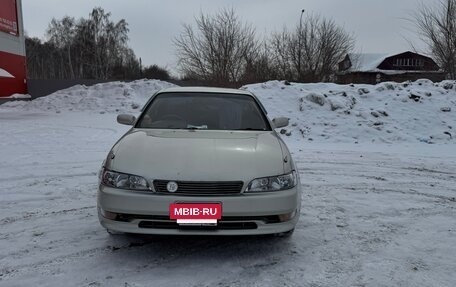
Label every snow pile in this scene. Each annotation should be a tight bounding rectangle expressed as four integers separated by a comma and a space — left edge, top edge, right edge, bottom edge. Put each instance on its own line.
1, 78, 455, 144
5, 94, 31, 99
243, 80, 456, 144
1, 79, 176, 114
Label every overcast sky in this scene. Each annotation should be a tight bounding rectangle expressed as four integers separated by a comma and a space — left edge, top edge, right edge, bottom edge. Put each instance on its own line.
22, 0, 428, 75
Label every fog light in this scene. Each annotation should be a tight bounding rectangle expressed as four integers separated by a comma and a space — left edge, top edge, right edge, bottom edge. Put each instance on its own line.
100, 208, 118, 220
278, 210, 297, 222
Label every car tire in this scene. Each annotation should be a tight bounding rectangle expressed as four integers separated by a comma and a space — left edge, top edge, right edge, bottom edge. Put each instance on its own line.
275, 229, 295, 238
106, 229, 124, 235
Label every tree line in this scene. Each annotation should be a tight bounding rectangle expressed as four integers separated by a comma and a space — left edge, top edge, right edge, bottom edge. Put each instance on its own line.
175, 2, 456, 85
26, 8, 170, 81
26, 2, 456, 84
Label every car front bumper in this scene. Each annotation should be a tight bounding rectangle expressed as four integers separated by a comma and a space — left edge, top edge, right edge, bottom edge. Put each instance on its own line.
97, 185, 301, 236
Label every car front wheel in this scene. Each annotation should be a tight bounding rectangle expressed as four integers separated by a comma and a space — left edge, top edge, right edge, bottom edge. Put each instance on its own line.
275, 228, 295, 238
106, 229, 125, 235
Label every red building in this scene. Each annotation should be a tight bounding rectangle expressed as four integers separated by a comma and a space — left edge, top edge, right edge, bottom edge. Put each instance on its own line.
0, 0, 27, 97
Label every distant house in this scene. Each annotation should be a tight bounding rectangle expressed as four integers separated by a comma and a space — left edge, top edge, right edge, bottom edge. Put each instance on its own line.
336, 51, 446, 84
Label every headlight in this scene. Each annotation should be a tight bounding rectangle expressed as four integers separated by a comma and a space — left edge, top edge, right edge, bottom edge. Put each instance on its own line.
101, 169, 150, 191
246, 171, 297, 192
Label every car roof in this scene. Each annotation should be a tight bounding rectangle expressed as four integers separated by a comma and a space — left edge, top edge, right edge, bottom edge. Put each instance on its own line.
158, 86, 254, 96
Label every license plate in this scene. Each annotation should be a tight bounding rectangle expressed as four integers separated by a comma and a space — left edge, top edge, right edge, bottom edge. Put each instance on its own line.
169, 203, 222, 225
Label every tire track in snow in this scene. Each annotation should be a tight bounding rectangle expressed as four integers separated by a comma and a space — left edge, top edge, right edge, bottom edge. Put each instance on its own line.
0, 235, 250, 282
369, 187, 456, 203
0, 159, 102, 169
0, 206, 96, 226
0, 172, 97, 184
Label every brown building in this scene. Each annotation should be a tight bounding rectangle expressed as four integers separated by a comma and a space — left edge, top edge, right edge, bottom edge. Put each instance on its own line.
337, 51, 446, 84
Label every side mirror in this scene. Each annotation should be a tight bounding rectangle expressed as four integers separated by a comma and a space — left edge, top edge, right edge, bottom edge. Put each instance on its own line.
272, 117, 289, 129
117, 114, 136, 126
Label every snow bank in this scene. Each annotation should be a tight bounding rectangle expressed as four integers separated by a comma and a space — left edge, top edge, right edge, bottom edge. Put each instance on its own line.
1, 78, 455, 144
4, 93, 31, 99
1, 79, 176, 114
243, 80, 456, 144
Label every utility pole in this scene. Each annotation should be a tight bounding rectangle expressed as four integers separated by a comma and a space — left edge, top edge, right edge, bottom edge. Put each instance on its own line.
297, 9, 305, 82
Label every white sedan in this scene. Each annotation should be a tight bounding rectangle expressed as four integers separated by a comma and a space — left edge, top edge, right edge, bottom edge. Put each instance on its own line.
98, 87, 301, 236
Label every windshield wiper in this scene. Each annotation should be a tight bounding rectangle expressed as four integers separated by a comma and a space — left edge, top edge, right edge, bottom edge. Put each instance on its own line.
186, 124, 208, 130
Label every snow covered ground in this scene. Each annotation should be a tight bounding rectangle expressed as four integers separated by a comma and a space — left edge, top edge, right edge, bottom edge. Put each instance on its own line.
0, 79, 455, 286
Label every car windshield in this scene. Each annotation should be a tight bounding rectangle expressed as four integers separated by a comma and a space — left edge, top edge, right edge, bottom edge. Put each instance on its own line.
136, 92, 271, 131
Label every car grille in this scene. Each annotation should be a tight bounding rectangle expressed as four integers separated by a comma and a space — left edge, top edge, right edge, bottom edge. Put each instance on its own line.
153, 180, 244, 195
138, 220, 258, 230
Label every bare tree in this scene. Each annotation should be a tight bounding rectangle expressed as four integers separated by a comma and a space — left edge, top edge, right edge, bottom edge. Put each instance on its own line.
83, 8, 130, 79
270, 14, 355, 82
143, 64, 170, 80
270, 29, 294, 80
240, 42, 278, 84
27, 7, 150, 80
414, 0, 456, 78
174, 8, 259, 84
47, 16, 76, 78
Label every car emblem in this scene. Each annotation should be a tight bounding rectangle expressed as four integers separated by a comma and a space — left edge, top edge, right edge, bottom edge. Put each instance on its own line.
167, 181, 178, 192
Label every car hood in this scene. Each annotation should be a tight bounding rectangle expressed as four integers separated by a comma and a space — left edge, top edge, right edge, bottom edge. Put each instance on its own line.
107, 129, 288, 182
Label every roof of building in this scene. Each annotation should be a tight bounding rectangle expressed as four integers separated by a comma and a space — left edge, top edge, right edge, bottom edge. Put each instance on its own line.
341, 51, 441, 75
347, 53, 391, 72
